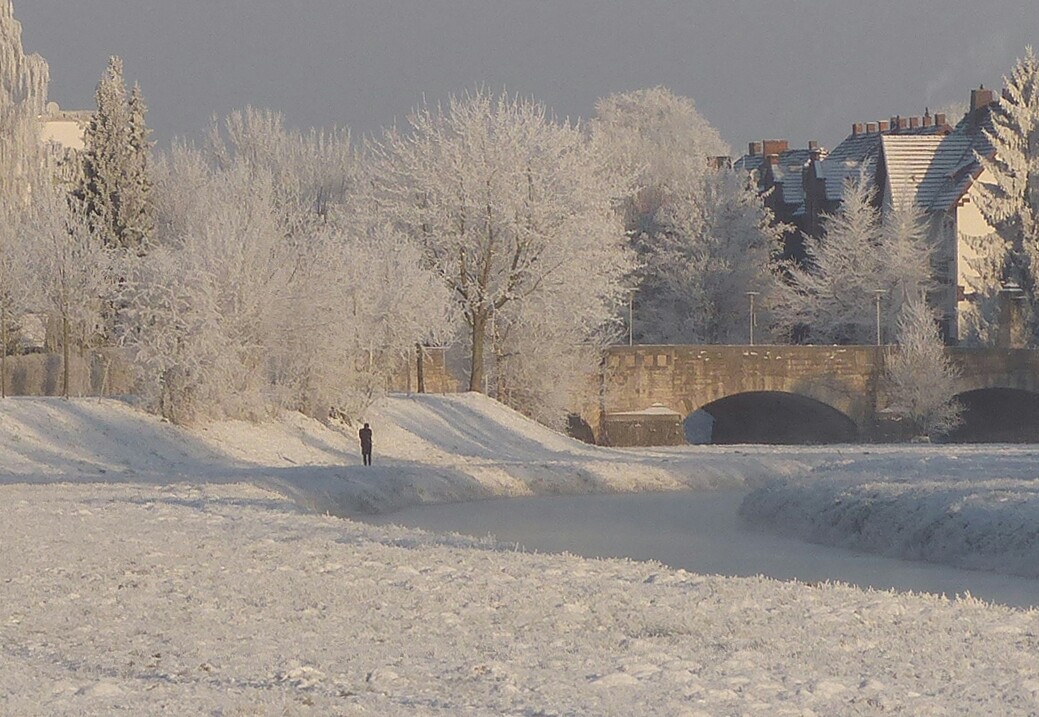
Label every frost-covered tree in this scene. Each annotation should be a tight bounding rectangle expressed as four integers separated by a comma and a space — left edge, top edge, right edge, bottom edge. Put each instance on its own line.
125, 144, 451, 423
78, 56, 153, 251
207, 107, 356, 235
590, 87, 780, 343
774, 173, 934, 344
883, 295, 963, 439
0, 0, 49, 199
590, 87, 728, 235
973, 47, 1039, 343
28, 183, 113, 398
634, 168, 785, 343
368, 89, 632, 422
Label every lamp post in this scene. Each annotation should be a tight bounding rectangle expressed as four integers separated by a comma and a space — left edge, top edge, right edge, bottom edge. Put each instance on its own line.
746, 291, 760, 346
628, 290, 634, 346
872, 289, 886, 346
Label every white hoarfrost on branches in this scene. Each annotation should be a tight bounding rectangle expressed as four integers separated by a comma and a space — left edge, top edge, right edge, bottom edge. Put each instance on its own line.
974, 47, 1039, 344
125, 134, 452, 424
883, 295, 963, 439
774, 173, 934, 344
639, 168, 784, 343
590, 87, 780, 344
368, 89, 632, 425
28, 183, 114, 398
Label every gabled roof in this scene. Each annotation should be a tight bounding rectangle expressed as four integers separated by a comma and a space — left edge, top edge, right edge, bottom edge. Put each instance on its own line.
881, 134, 969, 210
816, 124, 949, 203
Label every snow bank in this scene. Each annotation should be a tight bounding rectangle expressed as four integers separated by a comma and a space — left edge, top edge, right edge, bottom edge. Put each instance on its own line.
741, 449, 1039, 578
3, 481, 1038, 716
166, 390, 814, 513
0, 393, 812, 515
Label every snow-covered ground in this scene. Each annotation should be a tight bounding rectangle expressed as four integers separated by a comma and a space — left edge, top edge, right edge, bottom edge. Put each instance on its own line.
2, 394, 1039, 714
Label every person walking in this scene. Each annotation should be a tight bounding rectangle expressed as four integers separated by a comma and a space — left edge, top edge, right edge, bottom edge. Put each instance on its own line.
359, 422, 373, 466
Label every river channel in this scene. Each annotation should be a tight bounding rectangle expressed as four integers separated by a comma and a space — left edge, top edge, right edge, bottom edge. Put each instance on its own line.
364, 489, 1039, 609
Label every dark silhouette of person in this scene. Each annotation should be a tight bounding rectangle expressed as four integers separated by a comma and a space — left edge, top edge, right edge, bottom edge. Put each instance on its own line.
359, 423, 373, 466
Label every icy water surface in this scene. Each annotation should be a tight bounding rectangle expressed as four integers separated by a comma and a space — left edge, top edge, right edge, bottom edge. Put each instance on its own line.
365, 490, 1039, 609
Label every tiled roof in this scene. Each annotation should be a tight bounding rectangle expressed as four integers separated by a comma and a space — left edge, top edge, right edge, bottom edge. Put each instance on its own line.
818, 124, 949, 203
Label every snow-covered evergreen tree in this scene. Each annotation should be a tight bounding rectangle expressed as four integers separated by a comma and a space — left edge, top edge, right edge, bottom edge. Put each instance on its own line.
973, 47, 1039, 343
78, 56, 153, 251
369, 89, 633, 425
774, 173, 934, 344
883, 295, 963, 439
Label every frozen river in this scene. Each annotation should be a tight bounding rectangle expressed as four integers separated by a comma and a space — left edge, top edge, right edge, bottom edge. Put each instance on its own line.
365, 489, 1039, 609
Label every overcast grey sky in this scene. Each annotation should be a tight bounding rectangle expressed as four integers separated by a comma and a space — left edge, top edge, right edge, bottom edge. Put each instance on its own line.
17, 1, 1037, 152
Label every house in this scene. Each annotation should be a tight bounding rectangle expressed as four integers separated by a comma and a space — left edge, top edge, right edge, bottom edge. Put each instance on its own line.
734, 139, 822, 262
739, 86, 1004, 344
39, 101, 93, 184
874, 87, 1001, 344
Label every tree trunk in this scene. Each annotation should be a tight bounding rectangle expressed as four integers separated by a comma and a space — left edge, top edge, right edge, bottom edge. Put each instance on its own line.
469, 311, 487, 393
416, 343, 425, 393
1, 306, 6, 399
62, 313, 70, 399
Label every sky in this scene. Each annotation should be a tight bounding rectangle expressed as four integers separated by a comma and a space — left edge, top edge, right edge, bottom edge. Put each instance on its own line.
16, 1, 1038, 153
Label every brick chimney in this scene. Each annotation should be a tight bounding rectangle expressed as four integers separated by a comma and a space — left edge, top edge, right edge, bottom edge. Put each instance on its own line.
934, 113, 947, 126
866, 122, 878, 133
922, 110, 933, 127
971, 85, 996, 111
897, 117, 909, 130
878, 120, 890, 132
909, 116, 920, 129
852, 123, 865, 135
748, 141, 762, 156
762, 139, 789, 156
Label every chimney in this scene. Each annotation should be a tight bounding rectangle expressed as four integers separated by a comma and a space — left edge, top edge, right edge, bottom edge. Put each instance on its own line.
866, 122, 878, 133
852, 123, 865, 135
748, 141, 762, 156
808, 140, 819, 151
878, 120, 890, 132
971, 85, 996, 111
909, 116, 920, 129
897, 117, 909, 130
762, 139, 789, 156
935, 113, 947, 126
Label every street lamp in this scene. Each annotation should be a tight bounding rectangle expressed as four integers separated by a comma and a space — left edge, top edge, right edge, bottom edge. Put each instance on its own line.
872, 289, 886, 346
628, 290, 635, 346
745, 291, 760, 346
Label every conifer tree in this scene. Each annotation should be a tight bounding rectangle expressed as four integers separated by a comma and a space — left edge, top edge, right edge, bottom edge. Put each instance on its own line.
78, 56, 153, 251
883, 296, 963, 440
974, 47, 1039, 342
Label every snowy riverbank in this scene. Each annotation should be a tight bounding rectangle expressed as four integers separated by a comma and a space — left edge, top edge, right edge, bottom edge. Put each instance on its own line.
740, 451, 1039, 579
3, 395, 1039, 714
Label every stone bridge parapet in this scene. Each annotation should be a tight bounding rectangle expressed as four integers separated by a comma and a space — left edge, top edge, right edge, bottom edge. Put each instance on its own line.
576, 345, 1039, 443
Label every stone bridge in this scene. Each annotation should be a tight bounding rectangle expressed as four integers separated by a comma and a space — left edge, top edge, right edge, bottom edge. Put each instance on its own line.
573, 345, 1039, 444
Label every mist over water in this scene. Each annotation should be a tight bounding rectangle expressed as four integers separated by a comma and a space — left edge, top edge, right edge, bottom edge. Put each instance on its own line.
366, 490, 1039, 609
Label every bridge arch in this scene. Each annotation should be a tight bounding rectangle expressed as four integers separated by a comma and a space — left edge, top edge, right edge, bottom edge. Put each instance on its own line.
687, 391, 860, 444
946, 387, 1039, 443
